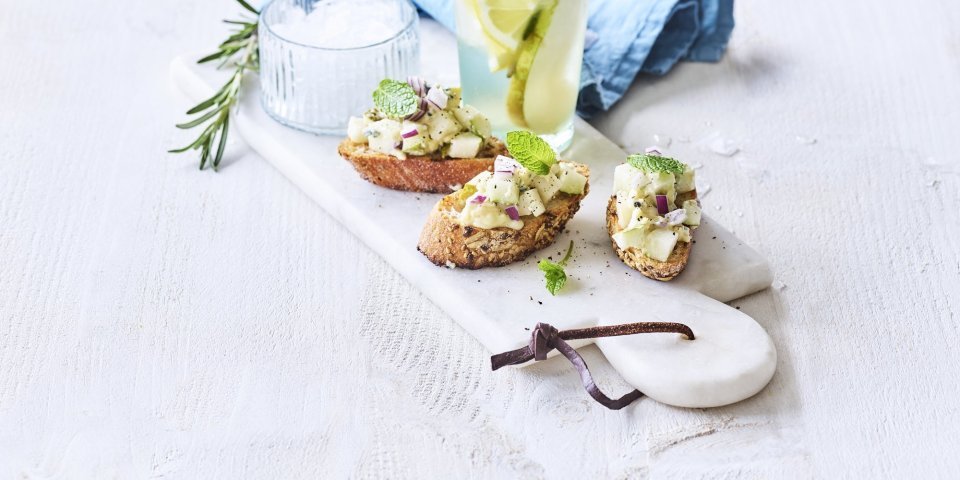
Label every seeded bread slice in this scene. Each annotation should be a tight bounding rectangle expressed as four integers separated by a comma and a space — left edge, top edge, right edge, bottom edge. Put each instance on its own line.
605, 190, 698, 281
417, 163, 590, 269
338, 138, 507, 193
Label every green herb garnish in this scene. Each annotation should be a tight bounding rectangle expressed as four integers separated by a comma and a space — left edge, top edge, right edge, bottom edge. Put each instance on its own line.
506, 130, 555, 175
626, 154, 686, 175
372, 79, 419, 119
538, 241, 574, 296
169, 0, 260, 171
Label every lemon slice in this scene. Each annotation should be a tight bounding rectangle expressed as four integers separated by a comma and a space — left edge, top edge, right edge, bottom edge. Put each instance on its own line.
467, 0, 539, 72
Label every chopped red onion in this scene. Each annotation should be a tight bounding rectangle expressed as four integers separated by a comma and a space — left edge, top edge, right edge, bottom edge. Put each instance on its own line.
493, 170, 514, 180
645, 146, 662, 155
655, 194, 669, 215
406, 98, 428, 121
504, 205, 520, 220
401, 127, 419, 139
470, 195, 487, 205
426, 86, 448, 110
407, 76, 426, 96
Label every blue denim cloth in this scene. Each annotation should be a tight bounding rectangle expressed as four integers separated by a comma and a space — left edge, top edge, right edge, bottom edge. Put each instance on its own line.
412, 0, 734, 116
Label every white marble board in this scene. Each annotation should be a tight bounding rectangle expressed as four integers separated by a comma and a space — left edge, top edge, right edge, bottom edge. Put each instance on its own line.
170, 54, 773, 356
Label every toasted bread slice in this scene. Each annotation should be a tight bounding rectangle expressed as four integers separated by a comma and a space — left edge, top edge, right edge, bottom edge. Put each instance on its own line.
606, 190, 698, 281
338, 138, 508, 193
417, 163, 590, 269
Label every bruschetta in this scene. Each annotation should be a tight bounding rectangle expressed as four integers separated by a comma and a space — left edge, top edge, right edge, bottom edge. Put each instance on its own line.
418, 132, 589, 269
339, 77, 504, 193
606, 152, 701, 281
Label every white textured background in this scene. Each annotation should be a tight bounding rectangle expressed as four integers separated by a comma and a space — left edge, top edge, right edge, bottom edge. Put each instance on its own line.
1, 0, 959, 478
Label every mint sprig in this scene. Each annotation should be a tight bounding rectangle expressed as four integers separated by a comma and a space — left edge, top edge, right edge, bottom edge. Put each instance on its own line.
372, 79, 418, 119
538, 241, 574, 296
506, 131, 555, 175
627, 154, 686, 175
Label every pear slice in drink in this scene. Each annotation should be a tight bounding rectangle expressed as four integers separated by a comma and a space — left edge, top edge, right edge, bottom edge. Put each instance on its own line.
507, 0, 586, 133
506, 0, 556, 129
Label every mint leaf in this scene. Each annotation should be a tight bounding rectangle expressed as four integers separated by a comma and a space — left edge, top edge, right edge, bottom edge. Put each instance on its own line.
372, 79, 418, 119
627, 154, 685, 175
539, 260, 566, 295
538, 241, 574, 296
506, 130, 555, 175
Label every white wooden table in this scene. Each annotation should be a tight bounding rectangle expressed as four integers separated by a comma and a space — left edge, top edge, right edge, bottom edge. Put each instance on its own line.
2, 0, 959, 477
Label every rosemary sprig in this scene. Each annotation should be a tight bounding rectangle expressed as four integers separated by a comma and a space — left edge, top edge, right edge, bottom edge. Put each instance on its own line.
169, 0, 260, 171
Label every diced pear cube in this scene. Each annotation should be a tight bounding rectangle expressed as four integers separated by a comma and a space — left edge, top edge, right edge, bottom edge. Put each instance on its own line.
640, 203, 660, 220
518, 189, 546, 217
676, 167, 696, 193
366, 119, 402, 155
453, 105, 492, 139
613, 163, 642, 193
401, 136, 423, 153
615, 191, 634, 230
445, 87, 462, 110
627, 212, 650, 231
471, 115, 492, 139
486, 176, 519, 205
613, 228, 646, 250
494, 155, 521, 172
682, 199, 701, 226
514, 169, 534, 188
644, 228, 679, 262
428, 110, 462, 143
558, 168, 587, 194
650, 171, 676, 195
347, 116, 369, 143
532, 174, 561, 202
447, 132, 482, 158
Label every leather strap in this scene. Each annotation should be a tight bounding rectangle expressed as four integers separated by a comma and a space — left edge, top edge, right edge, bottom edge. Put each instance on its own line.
491, 322, 695, 410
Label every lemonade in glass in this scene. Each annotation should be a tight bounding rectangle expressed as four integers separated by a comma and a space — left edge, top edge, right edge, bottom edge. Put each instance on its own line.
454, 0, 588, 151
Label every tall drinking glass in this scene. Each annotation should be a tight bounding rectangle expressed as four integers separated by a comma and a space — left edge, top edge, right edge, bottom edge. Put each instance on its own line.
454, 0, 588, 152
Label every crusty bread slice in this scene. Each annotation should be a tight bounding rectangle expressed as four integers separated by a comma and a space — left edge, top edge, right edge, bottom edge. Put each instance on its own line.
338, 138, 508, 193
605, 190, 698, 281
417, 163, 590, 269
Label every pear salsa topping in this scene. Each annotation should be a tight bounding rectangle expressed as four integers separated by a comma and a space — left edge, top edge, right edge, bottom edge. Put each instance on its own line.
347, 78, 494, 160
456, 131, 586, 230
612, 152, 701, 262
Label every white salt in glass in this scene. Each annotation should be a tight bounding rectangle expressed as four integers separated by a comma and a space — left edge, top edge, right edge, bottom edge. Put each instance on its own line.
259, 0, 420, 135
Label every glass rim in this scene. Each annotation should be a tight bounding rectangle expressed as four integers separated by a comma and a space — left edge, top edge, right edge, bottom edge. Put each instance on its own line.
260, 0, 419, 52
